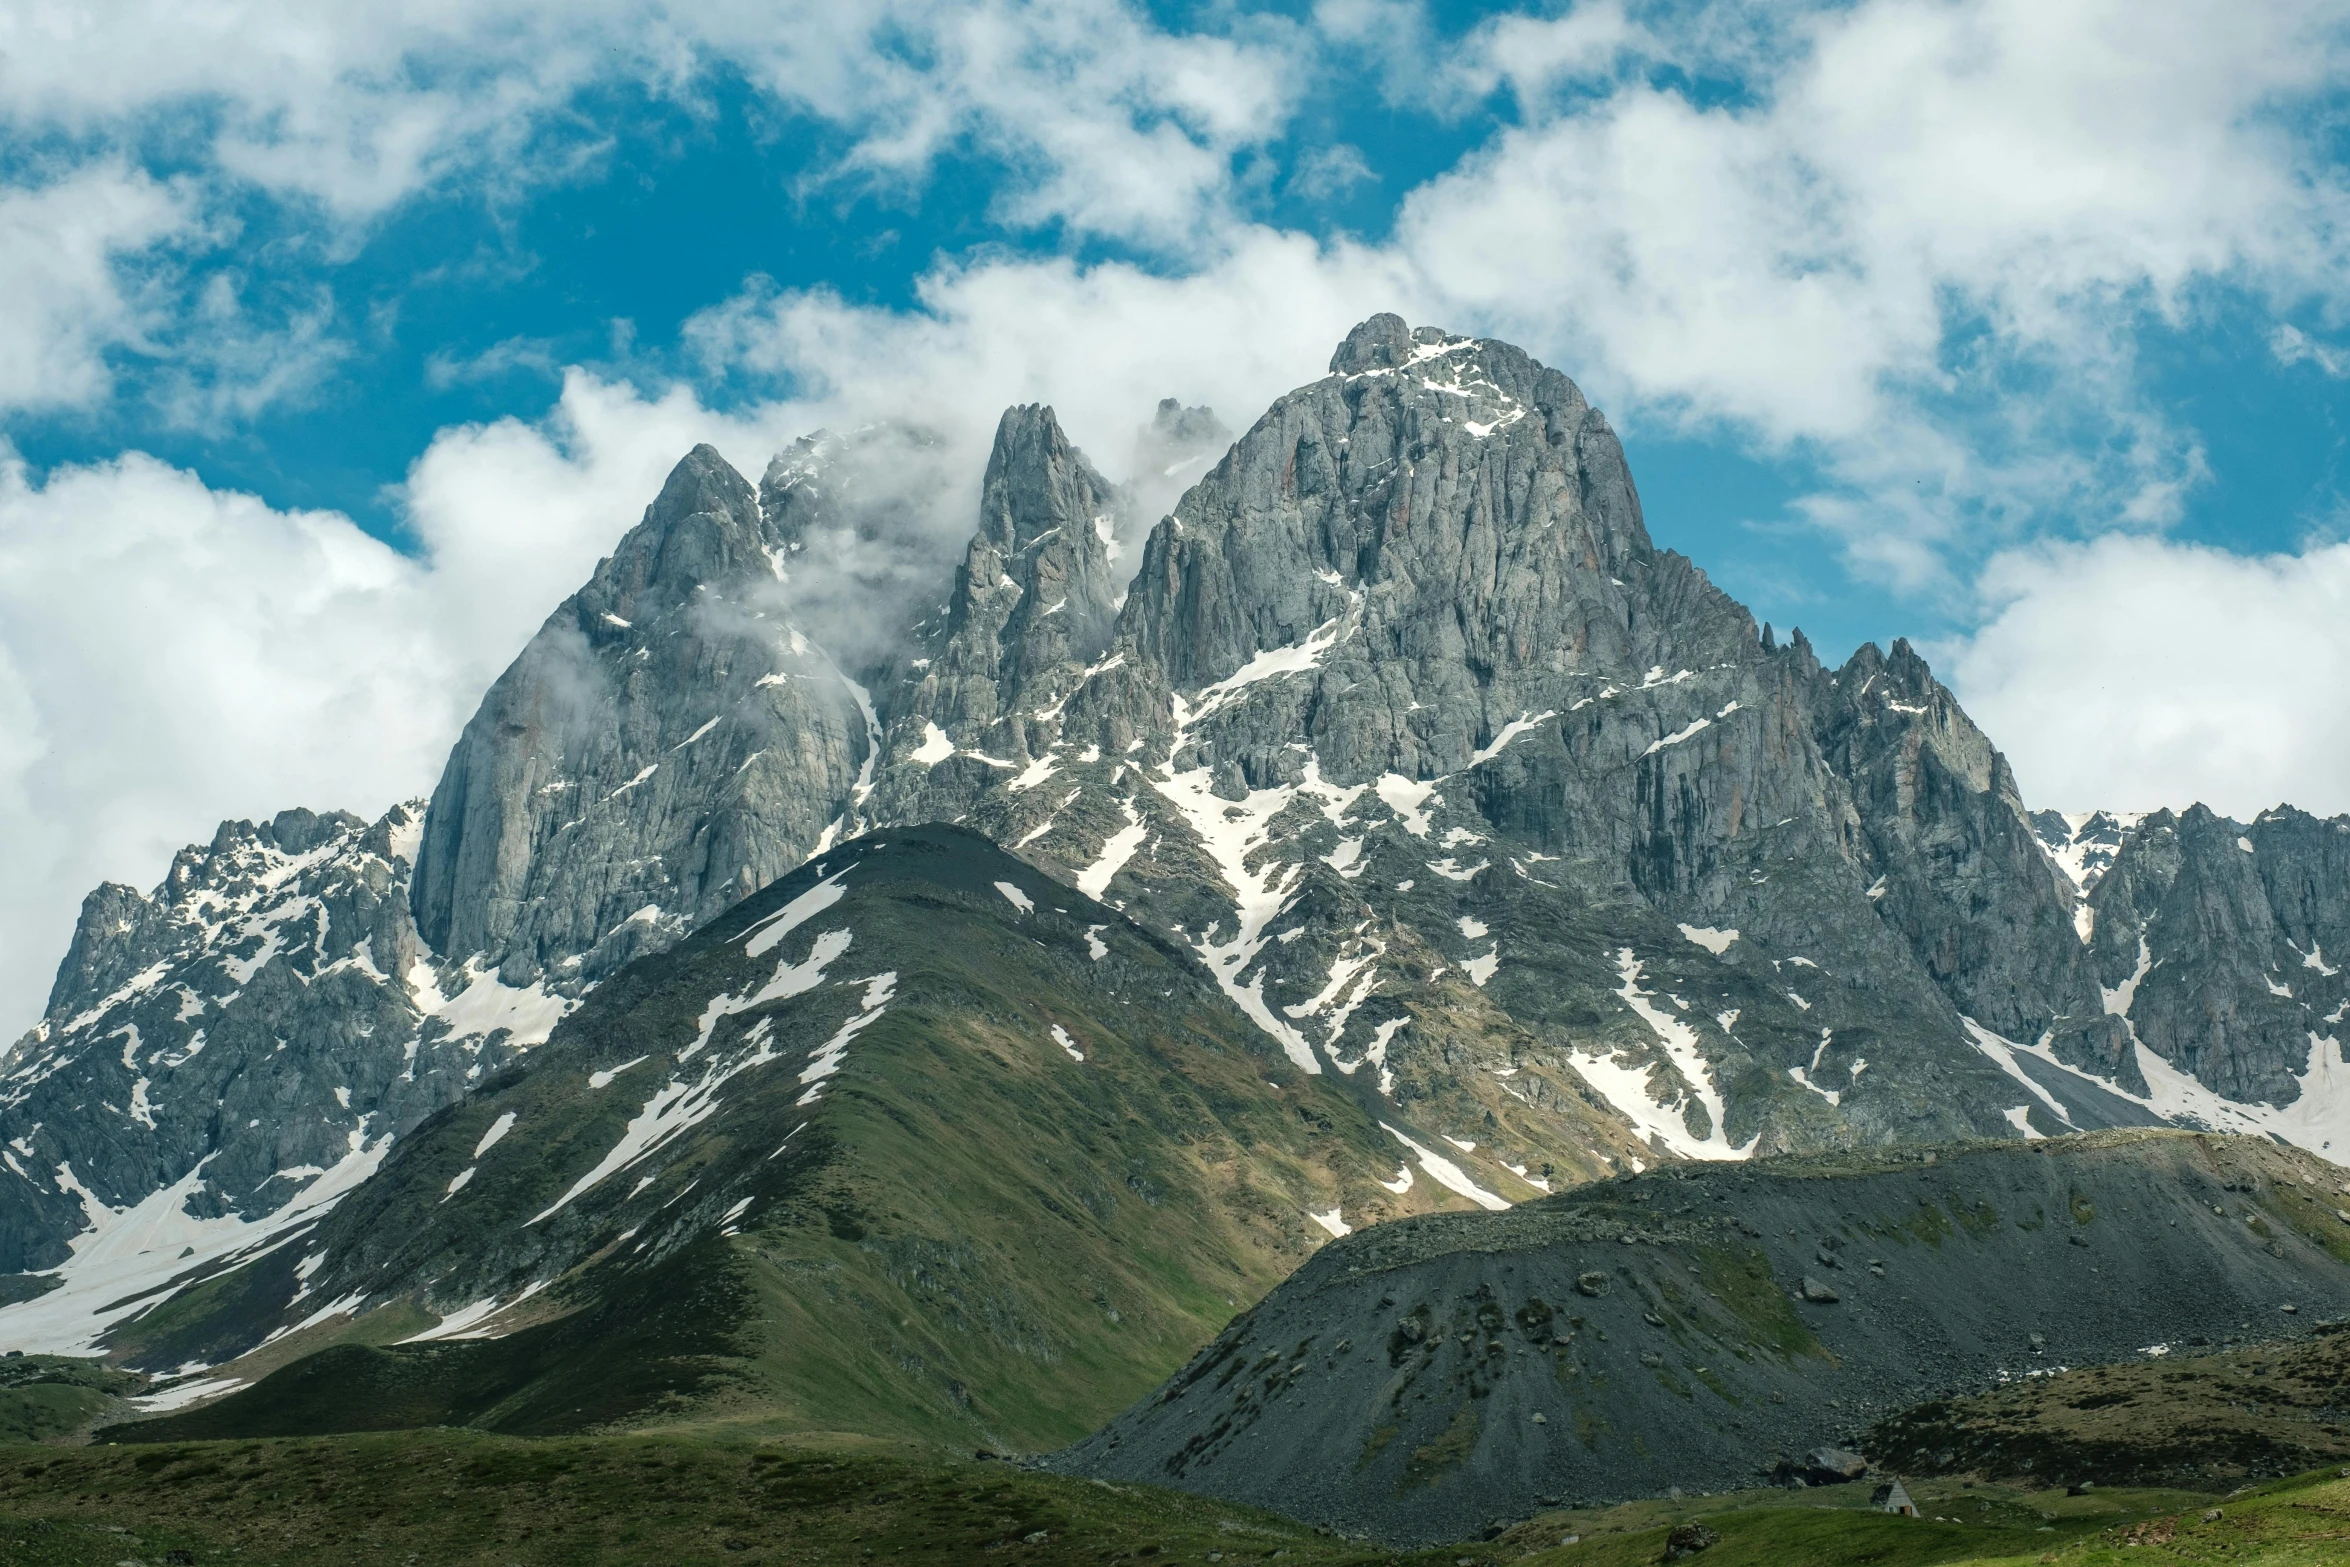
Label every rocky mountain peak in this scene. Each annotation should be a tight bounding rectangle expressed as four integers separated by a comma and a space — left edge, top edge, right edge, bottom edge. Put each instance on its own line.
0, 800, 482, 1281
410, 443, 869, 990
1143, 396, 1228, 455
1120, 315, 1660, 742
584, 443, 771, 624
966, 403, 1121, 673
45, 881, 161, 1022
1325, 311, 1417, 373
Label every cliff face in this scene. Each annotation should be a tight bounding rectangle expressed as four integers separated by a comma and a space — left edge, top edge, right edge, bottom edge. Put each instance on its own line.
2078, 806, 2350, 1122
411, 444, 871, 990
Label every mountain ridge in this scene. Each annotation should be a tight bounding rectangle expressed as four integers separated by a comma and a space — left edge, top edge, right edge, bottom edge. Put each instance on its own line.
6, 314, 2346, 1416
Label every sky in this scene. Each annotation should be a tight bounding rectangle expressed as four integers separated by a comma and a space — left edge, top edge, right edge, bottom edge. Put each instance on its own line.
5, 0, 2350, 1033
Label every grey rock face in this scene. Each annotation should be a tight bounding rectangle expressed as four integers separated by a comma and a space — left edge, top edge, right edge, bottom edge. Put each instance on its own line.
892, 406, 1120, 728
859, 404, 1133, 835
1815, 639, 2130, 1081
2084, 805, 2350, 1116
412, 444, 872, 989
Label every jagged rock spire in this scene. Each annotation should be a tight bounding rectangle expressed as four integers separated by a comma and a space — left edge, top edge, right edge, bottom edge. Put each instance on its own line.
411, 444, 868, 987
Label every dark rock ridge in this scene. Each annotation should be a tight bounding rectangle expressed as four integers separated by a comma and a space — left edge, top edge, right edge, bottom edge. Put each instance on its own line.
1053, 1131, 2350, 1544
7, 315, 2348, 1344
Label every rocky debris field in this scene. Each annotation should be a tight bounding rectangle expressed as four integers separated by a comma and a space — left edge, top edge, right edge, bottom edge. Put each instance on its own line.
1056, 1129, 2350, 1545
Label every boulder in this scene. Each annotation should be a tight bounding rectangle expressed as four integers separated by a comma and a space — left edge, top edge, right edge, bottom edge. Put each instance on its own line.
1663, 1522, 1721, 1559
1802, 1447, 1870, 1485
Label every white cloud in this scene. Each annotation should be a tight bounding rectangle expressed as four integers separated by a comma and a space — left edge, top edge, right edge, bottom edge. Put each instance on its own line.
1314, 0, 1637, 117
0, 1, 1303, 247
1389, 0, 2350, 583
0, 371, 777, 1037
0, 165, 193, 412
2272, 323, 2350, 378
1947, 535, 2350, 818
686, 230, 1417, 509
739, 1, 1302, 250
1287, 142, 1376, 204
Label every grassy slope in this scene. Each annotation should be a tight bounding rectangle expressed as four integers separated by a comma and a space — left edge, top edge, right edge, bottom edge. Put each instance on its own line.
0, 1360, 142, 1446
1867, 1321, 2350, 1489
109, 828, 1640, 1453
1495, 1469, 2350, 1566
6, 1432, 2347, 1567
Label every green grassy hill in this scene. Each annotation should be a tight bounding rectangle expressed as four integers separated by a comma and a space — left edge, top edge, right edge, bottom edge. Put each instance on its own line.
1868, 1319, 2350, 1490
96, 826, 1645, 1452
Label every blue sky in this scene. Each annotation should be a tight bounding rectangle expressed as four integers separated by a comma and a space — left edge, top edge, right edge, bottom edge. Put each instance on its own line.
4, 0, 2350, 1030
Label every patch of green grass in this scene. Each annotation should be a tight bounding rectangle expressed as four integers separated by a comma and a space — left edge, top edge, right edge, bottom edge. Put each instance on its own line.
1399, 1399, 1479, 1494
1491, 1471, 2350, 1567
0, 1430, 1471, 1566
9, 1436, 2347, 1567
1692, 1243, 1831, 1364
1905, 1200, 1955, 1248
1954, 1198, 2001, 1239
0, 1359, 143, 1446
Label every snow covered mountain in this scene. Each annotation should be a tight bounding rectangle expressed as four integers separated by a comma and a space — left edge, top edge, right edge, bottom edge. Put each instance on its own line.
0, 807, 567, 1286
6, 315, 2348, 1397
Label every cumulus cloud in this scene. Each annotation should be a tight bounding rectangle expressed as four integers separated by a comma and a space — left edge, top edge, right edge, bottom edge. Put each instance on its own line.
0, 0, 1302, 247
0, 165, 194, 413
1947, 535, 2350, 818
1391, 0, 2350, 584
687, 233, 1414, 483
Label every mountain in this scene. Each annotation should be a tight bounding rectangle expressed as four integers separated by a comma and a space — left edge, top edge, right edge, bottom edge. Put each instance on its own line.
1052, 1129, 2350, 1544
0, 804, 559, 1290
2031, 804, 2350, 1149
5, 313, 2348, 1436
89, 826, 1643, 1448
411, 443, 874, 988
